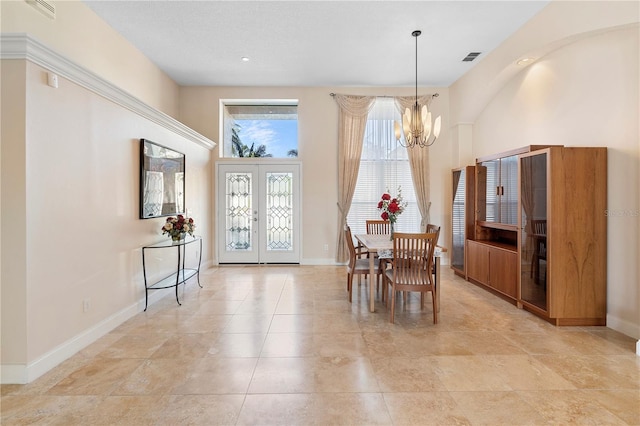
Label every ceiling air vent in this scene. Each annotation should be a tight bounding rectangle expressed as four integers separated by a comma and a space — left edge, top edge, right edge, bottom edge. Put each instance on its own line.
25, 0, 56, 19
462, 52, 481, 62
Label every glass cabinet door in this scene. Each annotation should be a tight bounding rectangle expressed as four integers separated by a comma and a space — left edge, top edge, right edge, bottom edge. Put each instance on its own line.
476, 159, 499, 222
452, 169, 466, 272
500, 155, 518, 225
520, 152, 548, 311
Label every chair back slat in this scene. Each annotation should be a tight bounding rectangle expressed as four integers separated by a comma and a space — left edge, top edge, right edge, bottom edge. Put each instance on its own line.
366, 220, 390, 235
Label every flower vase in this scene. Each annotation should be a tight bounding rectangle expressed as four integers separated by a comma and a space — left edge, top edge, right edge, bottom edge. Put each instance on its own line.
390, 222, 395, 240
172, 233, 185, 242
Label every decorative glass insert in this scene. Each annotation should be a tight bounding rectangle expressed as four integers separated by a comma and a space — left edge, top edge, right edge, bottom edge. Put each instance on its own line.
266, 172, 293, 251
225, 172, 253, 251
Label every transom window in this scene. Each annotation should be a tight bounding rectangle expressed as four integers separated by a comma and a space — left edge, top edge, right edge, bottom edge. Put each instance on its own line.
221, 100, 298, 158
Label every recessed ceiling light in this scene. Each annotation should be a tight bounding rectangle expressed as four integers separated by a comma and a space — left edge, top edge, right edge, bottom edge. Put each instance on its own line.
241, 57, 250, 62
517, 57, 535, 66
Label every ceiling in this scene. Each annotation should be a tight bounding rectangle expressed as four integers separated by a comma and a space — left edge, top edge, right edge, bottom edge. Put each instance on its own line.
82, 1, 550, 88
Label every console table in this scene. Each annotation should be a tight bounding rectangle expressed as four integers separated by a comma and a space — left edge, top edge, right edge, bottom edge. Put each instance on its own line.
142, 236, 202, 311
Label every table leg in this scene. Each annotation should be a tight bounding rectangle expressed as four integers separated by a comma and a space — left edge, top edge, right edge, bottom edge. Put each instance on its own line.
435, 256, 441, 312
369, 254, 375, 312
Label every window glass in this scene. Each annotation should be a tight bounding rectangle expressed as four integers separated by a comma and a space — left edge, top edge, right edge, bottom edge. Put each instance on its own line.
222, 102, 298, 158
347, 98, 420, 236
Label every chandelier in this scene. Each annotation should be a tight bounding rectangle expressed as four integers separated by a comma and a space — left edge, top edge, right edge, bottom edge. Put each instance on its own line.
394, 30, 442, 148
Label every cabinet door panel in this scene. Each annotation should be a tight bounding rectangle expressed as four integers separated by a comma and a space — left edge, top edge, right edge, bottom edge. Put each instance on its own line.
489, 248, 517, 298
519, 152, 548, 312
467, 241, 489, 284
500, 155, 519, 225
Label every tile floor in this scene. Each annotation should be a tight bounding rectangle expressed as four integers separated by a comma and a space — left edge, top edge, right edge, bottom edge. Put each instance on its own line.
2, 265, 639, 425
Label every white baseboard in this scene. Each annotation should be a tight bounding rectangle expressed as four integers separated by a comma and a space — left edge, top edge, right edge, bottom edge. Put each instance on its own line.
300, 258, 341, 265
606, 313, 640, 356
1, 290, 169, 384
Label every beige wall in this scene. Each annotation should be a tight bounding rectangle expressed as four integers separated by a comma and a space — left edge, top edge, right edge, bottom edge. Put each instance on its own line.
1, 60, 29, 364
1, 0, 213, 383
1, 59, 212, 380
179, 86, 451, 263
1, 0, 180, 116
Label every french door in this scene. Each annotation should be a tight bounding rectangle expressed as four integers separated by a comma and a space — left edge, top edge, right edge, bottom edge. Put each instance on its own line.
216, 163, 300, 264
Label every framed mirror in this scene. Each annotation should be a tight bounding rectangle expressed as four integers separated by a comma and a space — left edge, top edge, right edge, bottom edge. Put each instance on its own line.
139, 138, 185, 219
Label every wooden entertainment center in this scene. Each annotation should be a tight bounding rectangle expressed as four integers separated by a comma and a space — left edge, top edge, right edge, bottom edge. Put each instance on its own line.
452, 146, 607, 326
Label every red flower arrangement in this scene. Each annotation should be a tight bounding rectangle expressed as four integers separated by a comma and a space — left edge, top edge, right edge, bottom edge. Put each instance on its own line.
377, 187, 406, 223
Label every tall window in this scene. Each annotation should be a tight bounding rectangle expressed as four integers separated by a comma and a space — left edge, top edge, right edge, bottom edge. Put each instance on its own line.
221, 101, 298, 158
347, 98, 420, 235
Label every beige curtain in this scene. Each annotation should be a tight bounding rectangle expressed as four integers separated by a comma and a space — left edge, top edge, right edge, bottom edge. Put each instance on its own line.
334, 94, 375, 262
395, 95, 436, 231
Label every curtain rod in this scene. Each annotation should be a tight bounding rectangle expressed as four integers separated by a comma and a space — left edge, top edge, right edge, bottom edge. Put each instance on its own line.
329, 92, 439, 98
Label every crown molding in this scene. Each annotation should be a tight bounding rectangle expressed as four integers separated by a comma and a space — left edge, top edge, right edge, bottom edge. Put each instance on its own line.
1, 33, 215, 150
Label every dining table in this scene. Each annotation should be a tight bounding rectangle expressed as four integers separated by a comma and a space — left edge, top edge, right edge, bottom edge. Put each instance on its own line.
354, 233, 446, 313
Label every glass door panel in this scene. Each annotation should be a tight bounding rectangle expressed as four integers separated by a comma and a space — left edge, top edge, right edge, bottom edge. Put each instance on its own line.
500, 155, 518, 225
520, 152, 548, 310
452, 168, 465, 272
218, 163, 300, 264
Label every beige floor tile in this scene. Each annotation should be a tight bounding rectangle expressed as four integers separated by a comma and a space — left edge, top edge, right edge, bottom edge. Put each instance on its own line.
110, 358, 191, 395
150, 332, 216, 358
4, 266, 637, 425
535, 354, 640, 389
78, 395, 170, 425
268, 314, 314, 332
517, 390, 628, 425
236, 393, 316, 425
207, 333, 266, 357
581, 389, 640, 425
450, 391, 547, 425
260, 332, 316, 357
223, 314, 274, 333
311, 392, 392, 425
46, 359, 145, 395
371, 356, 447, 392
249, 356, 379, 393
383, 392, 472, 425
434, 356, 514, 391
171, 357, 258, 395
157, 394, 245, 425
95, 333, 170, 358
1, 395, 102, 424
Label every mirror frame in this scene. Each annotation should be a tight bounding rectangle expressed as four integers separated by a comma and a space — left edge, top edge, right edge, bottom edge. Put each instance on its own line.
139, 138, 186, 219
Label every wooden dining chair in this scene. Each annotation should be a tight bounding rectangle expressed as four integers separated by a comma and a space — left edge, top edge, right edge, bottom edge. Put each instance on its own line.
345, 225, 382, 303
383, 232, 439, 324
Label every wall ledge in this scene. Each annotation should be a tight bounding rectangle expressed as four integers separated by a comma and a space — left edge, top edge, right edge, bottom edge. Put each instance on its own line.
0, 33, 215, 150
